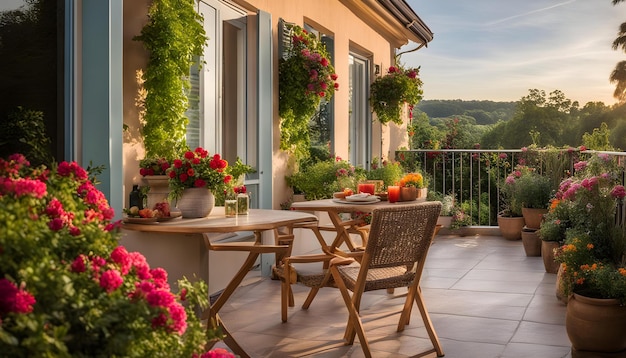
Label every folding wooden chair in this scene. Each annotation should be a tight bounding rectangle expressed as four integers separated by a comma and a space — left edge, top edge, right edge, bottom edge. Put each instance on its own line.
329, 202, 444, 358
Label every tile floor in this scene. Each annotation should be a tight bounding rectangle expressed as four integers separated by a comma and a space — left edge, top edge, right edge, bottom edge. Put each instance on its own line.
214, 233, 572, 358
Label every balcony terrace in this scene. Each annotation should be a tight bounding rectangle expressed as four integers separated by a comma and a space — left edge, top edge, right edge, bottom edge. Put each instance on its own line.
213, 232, 571, 358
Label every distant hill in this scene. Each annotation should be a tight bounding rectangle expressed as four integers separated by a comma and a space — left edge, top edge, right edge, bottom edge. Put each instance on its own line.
416, 99, 518, 125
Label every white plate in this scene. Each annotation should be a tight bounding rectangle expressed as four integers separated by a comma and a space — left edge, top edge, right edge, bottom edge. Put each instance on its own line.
332, 198, 381, 205
345, 194, 379, 202
123, 216, 158, 224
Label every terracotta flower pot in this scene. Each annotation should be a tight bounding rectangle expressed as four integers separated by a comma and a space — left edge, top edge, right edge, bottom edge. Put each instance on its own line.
521, 227, 541, 256
521, 207, 548, 230
541, 240, 560, 274
497, 215, 525, 240
399, 187, 427, 201
566, 293, 626, 355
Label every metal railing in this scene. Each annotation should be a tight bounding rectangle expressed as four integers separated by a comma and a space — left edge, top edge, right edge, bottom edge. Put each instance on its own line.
395, 148, 626, 227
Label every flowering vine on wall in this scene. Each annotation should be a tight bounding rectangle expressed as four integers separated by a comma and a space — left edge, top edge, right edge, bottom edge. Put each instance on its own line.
279, 23, 338, 157
369, 65, 423, 125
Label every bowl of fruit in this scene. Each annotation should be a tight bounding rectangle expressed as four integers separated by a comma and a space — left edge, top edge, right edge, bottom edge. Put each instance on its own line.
123, 201, 181, 223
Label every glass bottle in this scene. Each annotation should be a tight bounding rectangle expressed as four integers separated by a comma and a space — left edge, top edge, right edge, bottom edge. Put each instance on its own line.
237, 192, 249, 215
129, 184, 143, 209
224, 192, 237, 217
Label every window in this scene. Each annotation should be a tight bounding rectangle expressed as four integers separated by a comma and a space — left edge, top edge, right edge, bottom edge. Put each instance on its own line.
0, 0, 65, 164
348, 53, 371, 168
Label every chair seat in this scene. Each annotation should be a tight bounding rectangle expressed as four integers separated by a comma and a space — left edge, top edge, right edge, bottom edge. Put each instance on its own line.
273, 264, 332, 288
336, 264, 415, 292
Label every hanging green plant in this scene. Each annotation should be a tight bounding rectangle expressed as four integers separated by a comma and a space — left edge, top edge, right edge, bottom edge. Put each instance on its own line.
370, 65, 423, 125
279, 24, 338, 157
134, 0, 207, 159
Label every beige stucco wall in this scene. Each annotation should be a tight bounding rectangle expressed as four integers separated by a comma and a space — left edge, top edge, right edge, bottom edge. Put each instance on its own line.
121, 0, 413, 209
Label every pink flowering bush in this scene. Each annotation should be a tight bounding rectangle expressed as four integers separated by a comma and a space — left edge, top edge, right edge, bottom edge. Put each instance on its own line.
541, 154, 626, 302
279, 23, 338, 156
0, 154, 233, 357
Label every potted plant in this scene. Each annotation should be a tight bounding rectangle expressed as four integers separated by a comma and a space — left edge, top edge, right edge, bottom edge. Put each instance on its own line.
450, 202, 472, 236
398, 172, 427, 201
497, 167, 526, 240
279, 24, 338, 158
550, 154, 626, 355
139, 157, 171, 209
365, 157, 404, 191
166, 147, 232, 217
285, 156, 365, 201
369, 65, 423, 125
538, 197, 569, 272
514, 171, 553, 229
0, 153, 231, 356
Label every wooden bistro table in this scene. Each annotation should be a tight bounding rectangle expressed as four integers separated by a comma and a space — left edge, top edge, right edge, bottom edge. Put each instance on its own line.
122, 207, 317, 358
290, 198, 426, 254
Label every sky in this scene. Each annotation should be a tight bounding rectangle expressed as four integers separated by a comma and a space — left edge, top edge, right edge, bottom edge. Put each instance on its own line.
403, 0, 626, 105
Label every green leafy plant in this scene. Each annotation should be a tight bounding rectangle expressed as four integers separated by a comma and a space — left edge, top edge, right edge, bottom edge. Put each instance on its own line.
512, 171, 553, 209
0, 154, 230, 356
366, 157, 404, 190
0, 107, 53, 167
370, 65, 423, 125
285, 156, 365, 200
279, 24, 338, 158
134, 0, 207, 159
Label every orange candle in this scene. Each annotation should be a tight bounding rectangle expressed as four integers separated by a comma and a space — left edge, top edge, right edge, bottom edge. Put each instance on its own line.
358, 183, 375, 194
388, 186, 400, 203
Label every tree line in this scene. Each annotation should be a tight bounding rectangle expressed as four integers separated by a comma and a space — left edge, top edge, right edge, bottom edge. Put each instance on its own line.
411, 89, 626, 151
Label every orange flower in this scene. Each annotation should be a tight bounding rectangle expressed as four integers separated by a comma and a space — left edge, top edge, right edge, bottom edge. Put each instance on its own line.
586, 243, 594, 250
619, 268, 626, 276
549, 198, 560, 212
399, 173, 424, 188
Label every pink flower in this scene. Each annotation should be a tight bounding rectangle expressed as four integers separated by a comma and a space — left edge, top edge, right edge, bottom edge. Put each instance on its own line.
111, 246, 131, 275
574, 161, 587, 172
71, 255, 87, 273
0, 279, 36, 315
505, 175, 515, 185
48, 217, 64, 231
611, 185, 626, 199
196, 348, 236, 358
100, 269, 123, 293
146, 289, 175, 307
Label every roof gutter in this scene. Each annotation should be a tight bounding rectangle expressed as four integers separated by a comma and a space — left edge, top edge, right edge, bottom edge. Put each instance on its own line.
376, 0, 434, 45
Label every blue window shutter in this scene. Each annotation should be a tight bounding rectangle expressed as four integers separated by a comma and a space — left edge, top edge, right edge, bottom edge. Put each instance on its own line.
257, 10, 272, 210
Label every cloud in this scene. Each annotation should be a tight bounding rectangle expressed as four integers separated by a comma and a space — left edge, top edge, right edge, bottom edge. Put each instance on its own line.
483, 0, 577, 27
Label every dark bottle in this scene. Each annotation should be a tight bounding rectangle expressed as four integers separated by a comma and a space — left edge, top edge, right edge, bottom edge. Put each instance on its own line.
129, 184, 143, 209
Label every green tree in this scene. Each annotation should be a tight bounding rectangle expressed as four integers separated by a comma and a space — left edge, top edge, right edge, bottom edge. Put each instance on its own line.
582, 122, 613, 150
610, 0, 626, 102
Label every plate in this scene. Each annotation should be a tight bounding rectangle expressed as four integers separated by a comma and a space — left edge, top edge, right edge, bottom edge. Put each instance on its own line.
332, 198, 381, 205
123, 216, 158, 224
156, 211, 182, 222
345, 194, 379, 202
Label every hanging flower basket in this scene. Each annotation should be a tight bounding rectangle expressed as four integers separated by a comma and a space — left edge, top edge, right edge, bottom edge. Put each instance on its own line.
370, 65, 423, 125
279, 24, 338, 156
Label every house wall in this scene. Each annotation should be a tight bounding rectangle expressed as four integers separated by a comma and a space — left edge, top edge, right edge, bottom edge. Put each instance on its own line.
232, 0, 410, 208
120, 0, 412, 208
